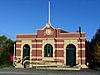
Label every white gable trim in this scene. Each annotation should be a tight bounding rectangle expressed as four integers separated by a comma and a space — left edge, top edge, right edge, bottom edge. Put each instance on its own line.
42, 23, 54, 30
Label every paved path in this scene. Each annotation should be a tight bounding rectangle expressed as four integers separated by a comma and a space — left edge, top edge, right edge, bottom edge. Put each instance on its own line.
0, 68, 99, 75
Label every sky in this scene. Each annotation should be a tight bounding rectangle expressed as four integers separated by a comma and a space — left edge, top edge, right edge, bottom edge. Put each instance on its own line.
0, 0, 100, 41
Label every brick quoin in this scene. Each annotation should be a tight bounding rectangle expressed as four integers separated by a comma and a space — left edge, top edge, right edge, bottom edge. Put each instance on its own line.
78, 50, 86, 57
16, 44, 21, 48
78, 39, 85, 42
16, 50, 21, 56
78, 44, 85, 48
82, 60, 86, 64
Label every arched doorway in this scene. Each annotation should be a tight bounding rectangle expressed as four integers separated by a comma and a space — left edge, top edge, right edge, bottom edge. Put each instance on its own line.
23, 44, 30, 59
44, 44, 53, 57
23, 44, 30, 68
66, 44, 76, 67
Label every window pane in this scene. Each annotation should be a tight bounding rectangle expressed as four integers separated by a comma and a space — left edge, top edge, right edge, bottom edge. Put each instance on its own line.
44, 44, 53, 57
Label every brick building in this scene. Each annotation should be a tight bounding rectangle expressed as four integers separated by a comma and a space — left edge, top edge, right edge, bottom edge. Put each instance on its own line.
15, 23, 86, 69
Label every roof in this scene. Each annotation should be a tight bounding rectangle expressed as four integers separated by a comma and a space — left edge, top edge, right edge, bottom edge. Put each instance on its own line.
60, 29, 68, 33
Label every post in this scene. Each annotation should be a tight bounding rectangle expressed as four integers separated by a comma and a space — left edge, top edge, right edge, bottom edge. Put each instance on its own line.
13, 42, 15, 66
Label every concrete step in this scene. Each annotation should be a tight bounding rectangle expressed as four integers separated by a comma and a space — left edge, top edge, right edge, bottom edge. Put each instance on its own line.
33, 65, 81, 70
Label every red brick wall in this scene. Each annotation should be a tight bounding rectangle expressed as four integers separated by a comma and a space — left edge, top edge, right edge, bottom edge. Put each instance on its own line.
55, 50, 64, 57
31, 50, 42, 56
55, 39, 64, 42
16, 26, 86, 65
55, 44, 64, 48
32, 44, 42, 48
16, 35, 36, 38
16, 27, 85, 39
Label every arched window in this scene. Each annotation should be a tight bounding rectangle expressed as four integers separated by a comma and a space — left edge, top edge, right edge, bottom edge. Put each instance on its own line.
44, 44, 53, 57
23, 44, 30, 60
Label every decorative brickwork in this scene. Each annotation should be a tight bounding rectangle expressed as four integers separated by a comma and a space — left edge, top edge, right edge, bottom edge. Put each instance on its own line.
15, 24, 86, 68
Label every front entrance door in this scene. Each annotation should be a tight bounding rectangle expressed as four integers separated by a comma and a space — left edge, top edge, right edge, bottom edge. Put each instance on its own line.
23, 44, 30, 59
66, 44, 76, 67
23, 44, 30, 68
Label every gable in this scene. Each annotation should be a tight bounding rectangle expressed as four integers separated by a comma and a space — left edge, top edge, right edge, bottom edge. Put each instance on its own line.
42, 23, 54, 30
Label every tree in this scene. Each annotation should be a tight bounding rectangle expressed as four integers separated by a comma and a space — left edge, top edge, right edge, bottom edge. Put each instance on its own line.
93, 43, 100, 62
91, 27, 100, 69
0, 35, 14, 66
92, 28, 100, 44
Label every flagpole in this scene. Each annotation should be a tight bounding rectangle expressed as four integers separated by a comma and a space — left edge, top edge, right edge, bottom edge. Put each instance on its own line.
48, 0, 51, 24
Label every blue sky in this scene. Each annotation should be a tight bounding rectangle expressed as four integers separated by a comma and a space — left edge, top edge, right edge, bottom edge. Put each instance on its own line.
0, 0, 100, 41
